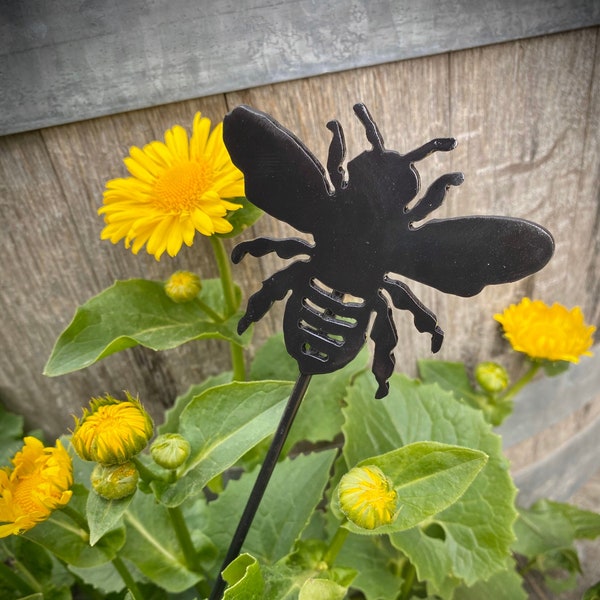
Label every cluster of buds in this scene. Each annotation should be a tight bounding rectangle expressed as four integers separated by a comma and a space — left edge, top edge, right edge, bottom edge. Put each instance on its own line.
72, 392, 192, 500
71, 392, 154, 500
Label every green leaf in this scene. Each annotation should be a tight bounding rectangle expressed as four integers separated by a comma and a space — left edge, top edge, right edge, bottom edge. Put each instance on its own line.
0, 537, 75, 600
250, 334, 370, 453
336, 535, 405, 600
24, 486, 125, 568
513, 498, 600, 592
222, 556, 351, 600
298, 578, 347, 600
86, 489, 134, 546
284, 347, 370, 453
120, 492, 202, 593
67, 561, 125, 595
334, 442, 488, 534
541, 359, 571, 377
342, 372, 517, 594
222, 553, 265, 599
158, 372, 233, 435
153, 381, 294, 506
44, 279, 250, 376
584, 580, 600, 600
196, 450, 337, 566
417, 359, 481, 409
514, 499, 600, 558
419, 360, 514, 431
250, 333, 298, 381
454, 557, 526, 600
0, 405, 27, 466
219, 196, 263, 238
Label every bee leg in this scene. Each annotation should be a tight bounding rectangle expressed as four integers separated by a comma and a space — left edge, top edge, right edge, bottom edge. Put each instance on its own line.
407, 172, 464, 222
232, 237, 314, 263
326, 120, 346, 190
370, 291, 398, 399
382, 277, 444, 353
403, 138, 457, 162
238, 262, 305, 334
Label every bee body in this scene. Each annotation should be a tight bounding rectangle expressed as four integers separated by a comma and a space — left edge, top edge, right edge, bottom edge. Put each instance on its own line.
224, 104, 554, 397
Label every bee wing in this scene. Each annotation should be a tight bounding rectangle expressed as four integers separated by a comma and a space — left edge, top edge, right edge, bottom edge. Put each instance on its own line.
394, 216, 554, 297
223, 105, 330, 233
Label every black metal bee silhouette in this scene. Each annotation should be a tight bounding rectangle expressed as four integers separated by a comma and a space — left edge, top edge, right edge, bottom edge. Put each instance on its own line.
223, 104, 554, 398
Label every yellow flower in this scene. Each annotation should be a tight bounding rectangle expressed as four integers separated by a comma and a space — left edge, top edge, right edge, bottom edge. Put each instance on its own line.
165, 271, 202, 303
72, 392, 154, 465
494, 298, 595, 363
0, 437, 73, 538
99, 112, 244, 260
338, 465, 398, 530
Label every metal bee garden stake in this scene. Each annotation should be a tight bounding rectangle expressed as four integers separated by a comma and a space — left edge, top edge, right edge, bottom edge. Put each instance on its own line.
209, 103, 555, 598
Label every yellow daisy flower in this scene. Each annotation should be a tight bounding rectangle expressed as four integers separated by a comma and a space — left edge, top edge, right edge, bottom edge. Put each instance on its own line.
72, 392, 154, 465
494, 298, 595, 363
0, 437, 73, 538
338, 465, 398, 530
99, 112, 244, 260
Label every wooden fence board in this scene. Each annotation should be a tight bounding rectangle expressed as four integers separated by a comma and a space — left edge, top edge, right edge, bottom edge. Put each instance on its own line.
498, 351, 600, 448
1, 0, 599, 134
514, 411, 600, 505
0, 30, 598, 505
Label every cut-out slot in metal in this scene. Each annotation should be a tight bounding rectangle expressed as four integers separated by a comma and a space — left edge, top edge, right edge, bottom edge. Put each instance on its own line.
301, 343, 329, 362
299, 319, 346, 346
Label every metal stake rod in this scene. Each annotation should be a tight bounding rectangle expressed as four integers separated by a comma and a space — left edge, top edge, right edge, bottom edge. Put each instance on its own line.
209, 372, 312, 600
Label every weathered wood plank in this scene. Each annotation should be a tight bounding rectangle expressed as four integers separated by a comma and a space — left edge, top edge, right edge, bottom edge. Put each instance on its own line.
513, 411, 600, 505
498, 348, 600, 448
1, 0, 599, 134
0, 30, 598, 477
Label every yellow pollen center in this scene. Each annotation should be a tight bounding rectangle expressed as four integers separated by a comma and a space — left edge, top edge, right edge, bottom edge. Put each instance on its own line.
13, 476, 43, 514
152, 161, 213, 212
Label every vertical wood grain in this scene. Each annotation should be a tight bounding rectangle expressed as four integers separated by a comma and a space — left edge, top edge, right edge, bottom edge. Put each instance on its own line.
0, 30, 598, 447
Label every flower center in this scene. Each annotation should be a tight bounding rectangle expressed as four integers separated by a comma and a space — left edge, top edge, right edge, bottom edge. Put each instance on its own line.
152, 161, 213, 212
13, 476, 43, 514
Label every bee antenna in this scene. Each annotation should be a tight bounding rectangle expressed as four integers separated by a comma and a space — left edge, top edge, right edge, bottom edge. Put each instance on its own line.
353, 103, 385, 153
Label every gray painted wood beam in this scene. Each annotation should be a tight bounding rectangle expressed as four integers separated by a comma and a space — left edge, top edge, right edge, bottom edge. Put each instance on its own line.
1, 0, 598, 135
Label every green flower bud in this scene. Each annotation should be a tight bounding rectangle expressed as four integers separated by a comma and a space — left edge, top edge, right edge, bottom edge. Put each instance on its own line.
150, 433, 191, 469
475, 362, 509, 394
164, 271, 202, 303
91, 462, 139, 500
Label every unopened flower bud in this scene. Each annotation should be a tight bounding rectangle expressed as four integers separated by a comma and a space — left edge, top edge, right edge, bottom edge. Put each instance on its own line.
338, 465, 398, 530
475, 362, 509, 394
150, 433, 191, 469
72, 392, 154, 465
165, 271, 202, 303
91, 462, 139, 500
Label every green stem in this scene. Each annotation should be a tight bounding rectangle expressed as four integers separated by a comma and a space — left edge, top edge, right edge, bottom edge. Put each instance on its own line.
197, 298, 225, 322
112, 556, 144, 600
323, 524, 350, 567
0, 559, 41, 595
500, 362, 540, 403
132, 456, 166, 484
168, 506, 201, 572
210, 236, 246, 381
60, 503, 90, 532
400, 561, 417, 600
